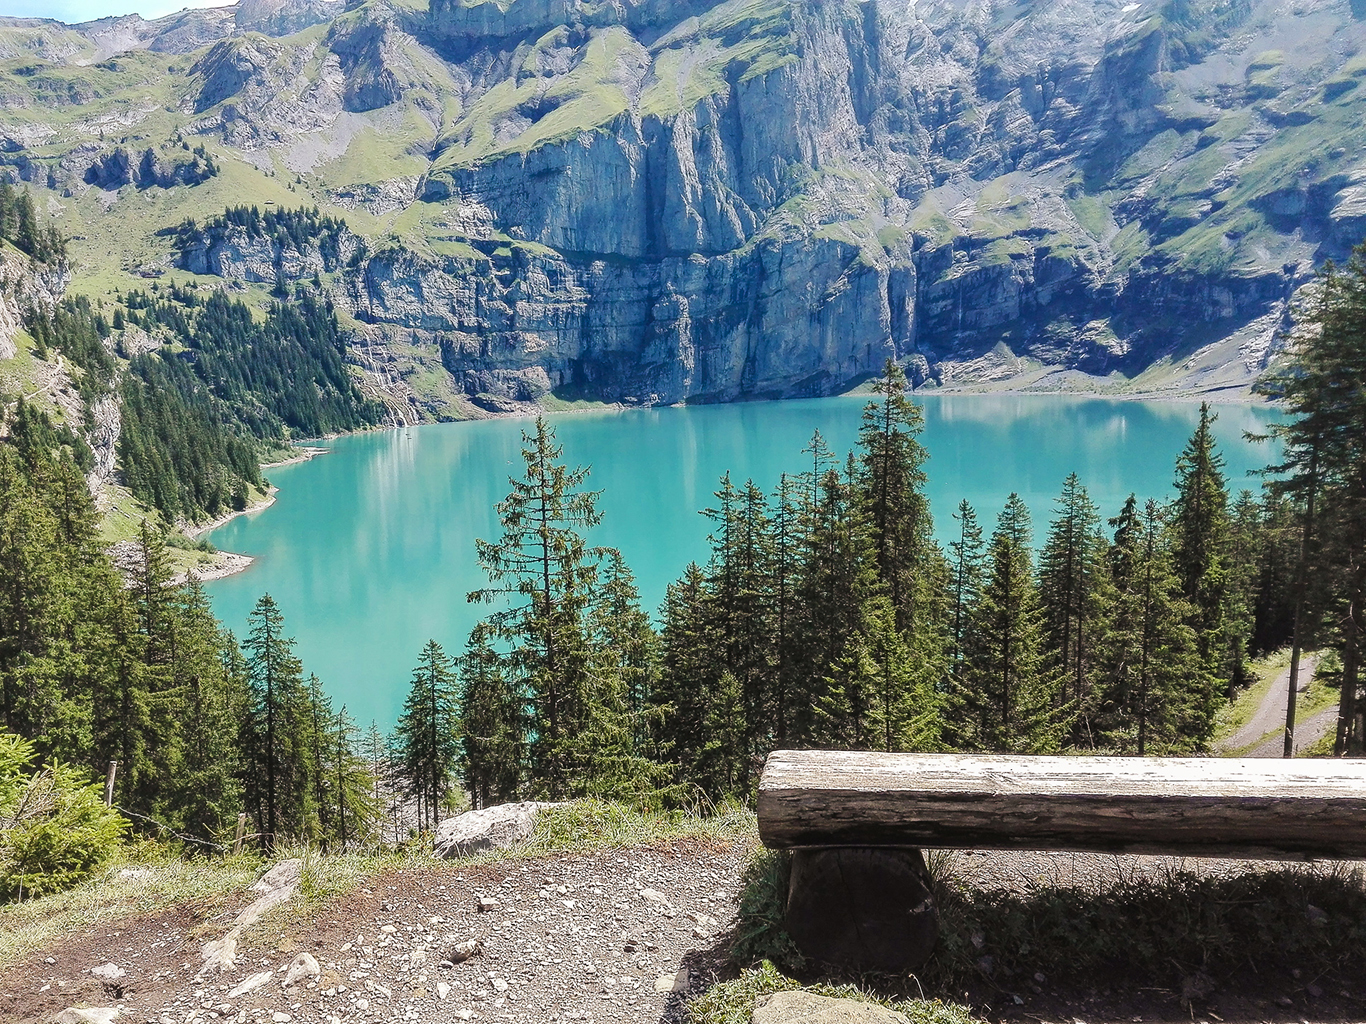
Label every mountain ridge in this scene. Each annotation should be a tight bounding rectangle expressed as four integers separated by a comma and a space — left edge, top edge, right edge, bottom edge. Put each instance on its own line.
3, 0, 1365, 415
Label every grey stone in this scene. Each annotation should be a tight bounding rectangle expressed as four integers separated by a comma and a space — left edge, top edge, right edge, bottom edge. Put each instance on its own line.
432, 801, 559, 859
227, 972, 274, 998
55, 1010, 120, 1024
752, 991, 910, 1024
283, 951, 321, 988
785, 848, 938, 974
89, 964, 126, 981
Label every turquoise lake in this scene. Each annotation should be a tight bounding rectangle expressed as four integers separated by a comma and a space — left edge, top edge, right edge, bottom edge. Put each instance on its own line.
204, 395, 1280, 728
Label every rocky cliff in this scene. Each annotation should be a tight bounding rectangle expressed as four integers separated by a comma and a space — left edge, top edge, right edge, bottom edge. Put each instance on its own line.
4, 0, 1366, 410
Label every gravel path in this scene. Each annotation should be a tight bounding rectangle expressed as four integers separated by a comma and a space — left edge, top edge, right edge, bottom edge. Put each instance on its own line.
0, 840, 755, 1024
1219, 656, 1320, 755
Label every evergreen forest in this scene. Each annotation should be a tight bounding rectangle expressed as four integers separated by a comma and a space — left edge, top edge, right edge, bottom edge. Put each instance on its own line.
0, 227, 1363, 896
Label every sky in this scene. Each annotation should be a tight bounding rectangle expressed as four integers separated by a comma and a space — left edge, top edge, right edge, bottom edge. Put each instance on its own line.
0, 0, 232, 24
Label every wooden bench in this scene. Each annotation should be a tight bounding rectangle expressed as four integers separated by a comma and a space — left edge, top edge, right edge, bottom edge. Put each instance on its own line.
756, 750, 1366, 972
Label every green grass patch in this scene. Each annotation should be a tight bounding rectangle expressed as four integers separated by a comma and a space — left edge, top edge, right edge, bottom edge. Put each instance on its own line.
690, 961, 979, 1024
520, 799, 757, 857
0, 843, 264, 969
1214, 647, 1289, 743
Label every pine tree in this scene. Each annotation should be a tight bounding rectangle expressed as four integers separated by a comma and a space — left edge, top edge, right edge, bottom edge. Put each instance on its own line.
1170, 403, 1239, 694
166, 579, 246, 842
655, 564, 722, 788
456, 622, 524, 809
327, 706, 379, 851
394, 640, 460, 831
588, 551, 659, 757
963, 494, 1061, 752
948, 500, 985, 683
1255, 250, 1366, 754
857, 360, 934, 632
699, 476, 773, 768
1097, 499, 1204, 753
241, 594, 308, 846
468, 417, 608, 796
791, 461, 880, 745
1037, 474, 1109, 739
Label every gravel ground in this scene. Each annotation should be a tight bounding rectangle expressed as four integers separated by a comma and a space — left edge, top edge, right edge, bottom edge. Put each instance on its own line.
4, 843, 1365, 1024
0, 839, 754, 1024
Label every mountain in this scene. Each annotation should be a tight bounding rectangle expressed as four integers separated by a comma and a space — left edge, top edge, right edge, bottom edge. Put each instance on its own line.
3, 0, 1366, 416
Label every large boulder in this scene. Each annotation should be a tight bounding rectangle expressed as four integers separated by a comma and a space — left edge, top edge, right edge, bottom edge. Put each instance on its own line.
433, 801, 559, 859
753, 991, 912, 1023
784, 847, 939, 974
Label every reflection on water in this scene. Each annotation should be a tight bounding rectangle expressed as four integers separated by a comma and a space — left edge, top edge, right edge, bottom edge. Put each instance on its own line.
207, 394, 1280, 727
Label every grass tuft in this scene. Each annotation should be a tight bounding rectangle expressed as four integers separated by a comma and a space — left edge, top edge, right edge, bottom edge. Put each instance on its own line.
520, 799, 756, 857
0, 842, 264, 969
689, 961, 980, 1024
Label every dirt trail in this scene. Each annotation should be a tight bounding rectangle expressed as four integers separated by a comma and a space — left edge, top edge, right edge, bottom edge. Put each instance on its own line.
0, 841, 752, 1024
1219, 656, 1329, 756
4, 845, 1366, 1024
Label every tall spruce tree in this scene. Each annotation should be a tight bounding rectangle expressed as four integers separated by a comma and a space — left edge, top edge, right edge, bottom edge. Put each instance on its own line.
1037, 474, 1109, 740
792, 461, 881, 746
241, 594, 309, 846
456, 622, 524, 808
1097, 499, 1204, 753
1170, 404, 1240, 692
655, 563, 725, 790
857, 360, 934, 632
1257, 246, 1366, 755
394, 640, 460, 831
468, 417, 607, 796
948, 499, 985, 683
962, 494, 1061, 752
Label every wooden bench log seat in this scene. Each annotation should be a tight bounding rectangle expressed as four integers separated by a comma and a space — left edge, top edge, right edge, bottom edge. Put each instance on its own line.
756, 751, 1366, 973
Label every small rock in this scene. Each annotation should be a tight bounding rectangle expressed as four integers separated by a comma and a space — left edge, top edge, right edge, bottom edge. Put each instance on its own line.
753, 991, 911, 1023
1307, 983, 1323, 998
639, 888, 669, 906
453, 1012, 472, 1022
90, 964, 127, 981
492, 978, 508, 993
1306, 904, 1329, 926
228, 972, 274, 999
448, 939, 481, 963
271, 1013, 291, 1023
477, 897, 499, 912
355, 999, 369, 1011
380, 924, 397, 934
1277, 996, 1295, 1007
283, 953, 320, 988
437, 983, 451, 1001
409, 949, 427, 968
56, 1010, 120, 1024
44, 957, 56, 965
654, 970, 686, 994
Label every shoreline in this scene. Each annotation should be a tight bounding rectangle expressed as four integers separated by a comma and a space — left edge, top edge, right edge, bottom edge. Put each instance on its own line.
184, 445, 329, 541
183, 485, 279, 540
185, 386, 1273, 585
179, 447, 331, 581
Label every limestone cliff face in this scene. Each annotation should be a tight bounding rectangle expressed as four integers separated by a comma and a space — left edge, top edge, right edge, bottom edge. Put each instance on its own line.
8, 0, 1366, 408
0, 248, 67, 360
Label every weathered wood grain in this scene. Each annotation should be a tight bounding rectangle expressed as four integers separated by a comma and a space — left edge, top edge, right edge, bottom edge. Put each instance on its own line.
758, 750, 1366, 859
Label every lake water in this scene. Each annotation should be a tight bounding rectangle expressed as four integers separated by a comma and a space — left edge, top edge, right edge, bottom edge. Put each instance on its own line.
204, 394, 1281, 728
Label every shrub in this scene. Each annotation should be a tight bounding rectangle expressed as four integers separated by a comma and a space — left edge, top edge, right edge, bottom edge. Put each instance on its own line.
0, 733, 127, 901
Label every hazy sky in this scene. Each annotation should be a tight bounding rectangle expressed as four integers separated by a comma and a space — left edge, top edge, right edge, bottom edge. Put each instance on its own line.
0, 0, 232, 23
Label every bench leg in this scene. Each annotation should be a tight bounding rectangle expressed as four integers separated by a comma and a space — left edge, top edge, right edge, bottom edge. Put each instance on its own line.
785, 846, 939, 974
